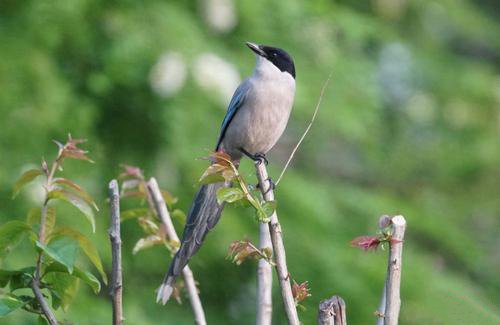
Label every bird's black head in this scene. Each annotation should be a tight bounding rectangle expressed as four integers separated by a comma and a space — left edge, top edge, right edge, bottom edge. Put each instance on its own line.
246, 42, 295, 78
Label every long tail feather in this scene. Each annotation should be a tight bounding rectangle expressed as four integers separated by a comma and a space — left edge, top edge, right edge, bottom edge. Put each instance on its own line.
157, 182, 226, 304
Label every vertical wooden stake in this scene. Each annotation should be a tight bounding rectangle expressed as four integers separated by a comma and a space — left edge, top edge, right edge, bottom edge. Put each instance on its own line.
109, 180, 123, 325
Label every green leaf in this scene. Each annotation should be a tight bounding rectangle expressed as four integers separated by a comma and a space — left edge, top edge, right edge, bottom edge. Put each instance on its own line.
50, 227, 107, 284
0, 221, 33, 258
0, 267, 36, 290
47, 189, 95, 232
53, 178, 99, 211
45, 272, 79, 311
27, 207, 56, 238
161, 190, 178, 207
171, 209, 186, 225
120, 208, 150, 222
262, 201, 277, 217
44, 262, 100, 294
199, 164, 226, 185
8, 267, 35, 291
255, 201, 277, 223
0, 270, 14, 287
133, 235, 163, 255
216, 187, 245, 205
38, 315, 50, 325
199, 173, 225, 185
0, 295, 26, 317
36, 237, 78, 274
12, 169, 43, 199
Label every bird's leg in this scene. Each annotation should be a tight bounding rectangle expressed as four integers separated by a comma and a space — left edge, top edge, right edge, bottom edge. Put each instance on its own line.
239, 148, 269, 165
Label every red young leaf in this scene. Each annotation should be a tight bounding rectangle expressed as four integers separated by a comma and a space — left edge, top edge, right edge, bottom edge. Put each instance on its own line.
227, 239, 262, 265
292, 280, 311, 304
61, 134, 93, 162
203, 150, 233, 167
350, 236, 381, 251
390, 238, 403, 245
118, 164, 144, 180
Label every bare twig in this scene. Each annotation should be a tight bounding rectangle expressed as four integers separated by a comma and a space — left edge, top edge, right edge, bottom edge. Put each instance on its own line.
31, 280, 58, 325
256, 221, 273, 325
255, 162, 300, 325
317, 295, 347, 325
275, 73, 332, 186
376, 282, 386, 325
383, 215, 406, 325
31, 147, 65, 325
109, 180, 123, 325
146, 178, 207, 325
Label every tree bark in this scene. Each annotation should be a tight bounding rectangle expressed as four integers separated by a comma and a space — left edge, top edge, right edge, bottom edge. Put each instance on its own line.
108, 180, 123, 325
256, 221, 273, 325
383, 215, 406, 325
317, 295, 347, 325
255, 162, 300, 325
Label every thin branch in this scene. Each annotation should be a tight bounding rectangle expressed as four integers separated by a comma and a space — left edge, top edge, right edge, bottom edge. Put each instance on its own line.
256, 221, 273, 325
275, 73, 332, 185
146, 178, 207, 325
109, 180, 123, 325
376, 282, 386, 325
31, 148, 64, 325
255, 162, 300, 325
317, 295, 347, 325
31, 281, 58, 325
383, 215, 406, 325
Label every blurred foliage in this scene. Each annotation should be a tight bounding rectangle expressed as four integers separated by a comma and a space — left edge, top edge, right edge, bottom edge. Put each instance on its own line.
1, 0, 500, 324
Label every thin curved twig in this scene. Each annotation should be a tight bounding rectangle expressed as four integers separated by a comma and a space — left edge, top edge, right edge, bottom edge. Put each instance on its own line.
275, 72, 332, 185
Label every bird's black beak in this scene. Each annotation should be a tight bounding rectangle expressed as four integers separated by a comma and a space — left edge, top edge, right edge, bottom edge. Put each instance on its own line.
246, 42, 266, 57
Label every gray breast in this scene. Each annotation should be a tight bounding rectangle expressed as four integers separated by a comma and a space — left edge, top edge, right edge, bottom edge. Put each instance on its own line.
221, 72, 295, 159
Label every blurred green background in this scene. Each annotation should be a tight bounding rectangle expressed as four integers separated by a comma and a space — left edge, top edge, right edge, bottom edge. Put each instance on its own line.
1, 0, 500, 324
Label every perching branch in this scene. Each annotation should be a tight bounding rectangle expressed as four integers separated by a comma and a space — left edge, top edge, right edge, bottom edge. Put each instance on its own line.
275, 73, 332, 186
317, 295, 347, 325
381, 215, 406, 325
256, 221, 273, 325
146, 178, 207, 325
255, 162, 300, 325
109, 180, 123, 325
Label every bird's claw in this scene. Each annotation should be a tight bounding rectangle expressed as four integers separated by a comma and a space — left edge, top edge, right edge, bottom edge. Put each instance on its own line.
239, 148, 269, 165
256, 177, 275, 194
254, 153, 268, 166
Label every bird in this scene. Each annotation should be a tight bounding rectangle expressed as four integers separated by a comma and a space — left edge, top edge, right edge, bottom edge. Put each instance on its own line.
157, 42, 296, 304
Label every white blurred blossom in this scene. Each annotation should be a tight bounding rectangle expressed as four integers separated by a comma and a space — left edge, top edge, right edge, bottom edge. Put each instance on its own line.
377, 42, 413, 108
405, 92, 436, 124
373, 0, 408, 20
193, 53, 241, 104
201, 0, 237, 33
444, 99, 472, 129
149, 52, 187, 98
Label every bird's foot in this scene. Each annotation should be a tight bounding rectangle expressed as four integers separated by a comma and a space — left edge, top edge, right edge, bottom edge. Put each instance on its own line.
240, 148, 268, 165
256, 177, 275, 194
254, 153, 268, 166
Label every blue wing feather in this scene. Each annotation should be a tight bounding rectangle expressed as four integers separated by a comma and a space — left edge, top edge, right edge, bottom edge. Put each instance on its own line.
215, 80, 249, 150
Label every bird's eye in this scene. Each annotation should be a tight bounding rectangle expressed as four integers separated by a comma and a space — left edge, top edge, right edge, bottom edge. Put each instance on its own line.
273, 53, 277, 57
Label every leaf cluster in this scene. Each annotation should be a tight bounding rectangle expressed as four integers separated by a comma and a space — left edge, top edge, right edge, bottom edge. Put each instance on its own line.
1, 135, 104, 321
226, 239, 273, 266
199, 151, 276, 223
